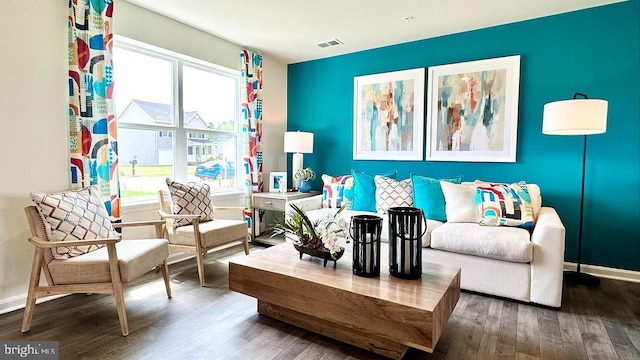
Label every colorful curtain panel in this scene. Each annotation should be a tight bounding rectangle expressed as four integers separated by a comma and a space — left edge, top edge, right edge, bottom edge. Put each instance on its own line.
68, 0, 120, 222
241, 50, 263, 236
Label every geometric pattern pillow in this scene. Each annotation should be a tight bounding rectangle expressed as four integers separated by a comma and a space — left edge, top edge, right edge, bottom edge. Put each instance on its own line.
30, 186, 116, 260
374, 176, 413, 214
474, 180, 535, 229
321, 174, 353, 209
166, 178, 214, 228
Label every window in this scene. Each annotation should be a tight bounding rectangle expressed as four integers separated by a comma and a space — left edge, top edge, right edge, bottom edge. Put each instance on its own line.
113, 37, 242, 202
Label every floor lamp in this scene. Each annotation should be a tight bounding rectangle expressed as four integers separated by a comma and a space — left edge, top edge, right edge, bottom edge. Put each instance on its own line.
542, 93, 608, 287
284, 131, 314, 190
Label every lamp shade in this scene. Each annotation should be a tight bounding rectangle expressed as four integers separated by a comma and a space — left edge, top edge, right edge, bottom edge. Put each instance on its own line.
542, 99, 608, 135
284, 131, 314, 153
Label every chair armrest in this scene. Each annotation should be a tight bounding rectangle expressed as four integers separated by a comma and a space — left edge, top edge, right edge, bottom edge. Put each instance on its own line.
157, 210, 200, 220
530, 207, 566, 307
286, 195, 323, 216
113, 219, 166, 228
28, 236, 120, 248
213, 206, 247, 212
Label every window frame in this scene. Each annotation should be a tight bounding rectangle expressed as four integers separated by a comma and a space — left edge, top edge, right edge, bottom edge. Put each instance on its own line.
114, 36, 243, 204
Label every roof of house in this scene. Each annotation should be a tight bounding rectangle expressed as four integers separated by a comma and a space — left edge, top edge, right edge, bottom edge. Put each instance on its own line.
130, 99, 198, 124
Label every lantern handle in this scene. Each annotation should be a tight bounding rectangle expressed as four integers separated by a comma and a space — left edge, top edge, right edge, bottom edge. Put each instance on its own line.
391, 209, 428, 240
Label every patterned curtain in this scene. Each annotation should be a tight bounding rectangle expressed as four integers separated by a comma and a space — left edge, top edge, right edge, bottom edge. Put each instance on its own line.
68, 0, 120, 222
241, 50, 263, 236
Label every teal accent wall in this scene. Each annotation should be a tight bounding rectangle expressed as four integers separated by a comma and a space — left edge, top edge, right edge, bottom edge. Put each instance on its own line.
287, 1, 640, 271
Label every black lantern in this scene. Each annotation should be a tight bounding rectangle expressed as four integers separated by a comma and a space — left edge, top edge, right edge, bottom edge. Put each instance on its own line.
350, 215, 383, 277
388, 207, 426, 279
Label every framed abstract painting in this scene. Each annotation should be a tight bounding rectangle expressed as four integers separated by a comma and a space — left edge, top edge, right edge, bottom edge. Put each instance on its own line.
353, 68, 425, 161
426, 55, 521, 162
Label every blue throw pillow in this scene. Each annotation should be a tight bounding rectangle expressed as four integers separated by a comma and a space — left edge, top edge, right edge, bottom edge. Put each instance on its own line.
411, 174, 463, 221
351, 170, 397, 212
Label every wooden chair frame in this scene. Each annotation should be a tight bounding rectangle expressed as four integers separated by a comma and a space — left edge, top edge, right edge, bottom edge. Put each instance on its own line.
23, 206, 172, 336
158, 190, 249, 286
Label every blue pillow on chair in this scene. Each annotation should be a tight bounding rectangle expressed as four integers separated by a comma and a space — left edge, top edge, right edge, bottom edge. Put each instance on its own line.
411, 174, 463, 222
351, 170, 397, 212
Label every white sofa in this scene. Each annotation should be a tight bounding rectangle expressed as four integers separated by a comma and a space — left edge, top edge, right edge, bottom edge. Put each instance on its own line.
286, 183, 566, 308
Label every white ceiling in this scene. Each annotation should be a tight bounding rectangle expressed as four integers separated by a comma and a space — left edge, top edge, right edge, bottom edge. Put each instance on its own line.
125, 0, 622, 64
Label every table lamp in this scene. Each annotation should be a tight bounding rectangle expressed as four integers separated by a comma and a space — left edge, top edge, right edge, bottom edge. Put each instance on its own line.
284, 131, 314, 190
542, 93, 608, 286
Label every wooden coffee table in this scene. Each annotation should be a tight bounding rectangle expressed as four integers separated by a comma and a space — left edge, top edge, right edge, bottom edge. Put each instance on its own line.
228, 242, 460, 359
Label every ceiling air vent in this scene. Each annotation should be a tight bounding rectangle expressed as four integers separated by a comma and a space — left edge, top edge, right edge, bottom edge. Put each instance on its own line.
316, 38, 343, 48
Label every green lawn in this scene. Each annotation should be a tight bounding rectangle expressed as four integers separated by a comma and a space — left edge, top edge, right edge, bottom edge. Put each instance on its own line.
120, 189, 157, 198
120, 165, 196, 177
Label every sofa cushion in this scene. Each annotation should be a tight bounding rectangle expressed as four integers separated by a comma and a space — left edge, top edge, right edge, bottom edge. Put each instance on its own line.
474, 181, 535, 229
430, 223, 533, 263
440, 181, 480, 223
411, 174, 463, 222
30, 186, 115, 260
351, 170, 397, 212
166, 178, 214, 227
321, 174, 353, 209
374, 176, 413, 214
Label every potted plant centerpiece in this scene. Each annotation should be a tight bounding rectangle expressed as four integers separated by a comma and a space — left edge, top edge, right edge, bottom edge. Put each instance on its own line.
272, 204, 349, 267
294, 167, 315, 193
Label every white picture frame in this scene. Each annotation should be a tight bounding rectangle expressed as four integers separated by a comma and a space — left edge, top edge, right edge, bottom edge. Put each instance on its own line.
426, 55, 521, 162
269, 172, 287, 193
353, 68, 425, 161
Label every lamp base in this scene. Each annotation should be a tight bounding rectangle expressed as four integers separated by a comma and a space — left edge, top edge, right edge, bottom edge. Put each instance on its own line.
564, 270, 600, 287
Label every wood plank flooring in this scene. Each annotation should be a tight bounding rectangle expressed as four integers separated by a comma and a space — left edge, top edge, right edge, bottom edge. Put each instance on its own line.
1, 244, 638, 360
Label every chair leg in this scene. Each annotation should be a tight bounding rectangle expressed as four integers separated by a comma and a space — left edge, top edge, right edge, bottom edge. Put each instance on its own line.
106, 244, 129, 336
22, 248, 43, 333
112, 282, 129, 336
243, 237, 250, 255
160, 260, 172, 298
195, 252, 206, 286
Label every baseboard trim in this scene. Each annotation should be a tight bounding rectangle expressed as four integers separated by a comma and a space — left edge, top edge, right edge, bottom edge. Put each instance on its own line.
564, 262, 640, 283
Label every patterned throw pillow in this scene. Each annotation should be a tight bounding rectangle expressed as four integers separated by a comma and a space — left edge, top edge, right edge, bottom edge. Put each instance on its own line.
374, 176, 413, 214
166, 179, 214, 227
321, 174, 353, 209
474, 180, 535, 229
30, 186, 116, 260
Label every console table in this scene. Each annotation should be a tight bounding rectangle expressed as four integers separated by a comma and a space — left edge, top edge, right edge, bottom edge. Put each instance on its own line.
251, 191, 318, 244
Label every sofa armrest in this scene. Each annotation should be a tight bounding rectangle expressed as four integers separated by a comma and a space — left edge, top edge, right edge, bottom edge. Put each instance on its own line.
530, 207, 566, 307
286, 195, 323, 216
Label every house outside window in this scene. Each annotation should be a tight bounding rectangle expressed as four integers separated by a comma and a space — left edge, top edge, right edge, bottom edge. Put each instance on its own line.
114, 36, 242, 203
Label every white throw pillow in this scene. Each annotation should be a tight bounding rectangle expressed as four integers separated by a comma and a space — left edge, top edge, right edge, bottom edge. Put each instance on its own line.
440, 181, 480, 223
374, 176, 413, 214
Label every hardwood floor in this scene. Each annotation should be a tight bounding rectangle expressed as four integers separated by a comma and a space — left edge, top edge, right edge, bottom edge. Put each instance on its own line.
1, 244, 638, 360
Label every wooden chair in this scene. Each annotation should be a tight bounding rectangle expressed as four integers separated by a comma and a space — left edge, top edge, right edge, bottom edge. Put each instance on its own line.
22, 206, 172, 337
158, 190, 249, 286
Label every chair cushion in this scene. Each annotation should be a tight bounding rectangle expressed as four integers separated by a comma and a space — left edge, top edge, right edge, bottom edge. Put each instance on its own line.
30, 186, 116, 260
166, 179, 214, 227
430, 223, 532, 263
48, 239, 169, 284
170, 219, 248, 248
